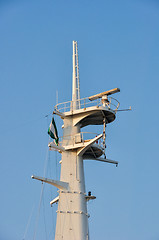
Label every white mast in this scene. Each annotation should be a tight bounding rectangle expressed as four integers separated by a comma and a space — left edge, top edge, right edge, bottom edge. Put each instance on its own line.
72, 40, 80, 109
32, 41, 121, 240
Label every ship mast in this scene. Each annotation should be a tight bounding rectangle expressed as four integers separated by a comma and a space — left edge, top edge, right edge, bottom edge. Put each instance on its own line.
32, 41, 120, 240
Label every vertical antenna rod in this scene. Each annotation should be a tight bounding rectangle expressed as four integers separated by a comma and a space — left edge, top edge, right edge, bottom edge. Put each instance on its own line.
72, 40, 80, 109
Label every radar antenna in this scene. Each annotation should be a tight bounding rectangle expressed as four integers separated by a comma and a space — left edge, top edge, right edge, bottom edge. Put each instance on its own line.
89, 88, 120, 101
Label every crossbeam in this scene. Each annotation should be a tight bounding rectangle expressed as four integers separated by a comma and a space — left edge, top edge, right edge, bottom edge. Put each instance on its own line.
83, 156, 118, 166
31, 175, 69, 190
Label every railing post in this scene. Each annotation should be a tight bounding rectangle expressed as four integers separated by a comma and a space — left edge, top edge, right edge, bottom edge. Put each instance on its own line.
97, 98, 99, 107
81, 132, 83, 143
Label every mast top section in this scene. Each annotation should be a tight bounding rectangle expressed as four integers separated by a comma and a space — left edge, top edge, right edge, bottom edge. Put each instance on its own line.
72, 41, 80, 109
53, 41, 121, 126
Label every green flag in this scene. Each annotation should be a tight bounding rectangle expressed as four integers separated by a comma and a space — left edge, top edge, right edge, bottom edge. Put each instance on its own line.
48, 117, 59, 145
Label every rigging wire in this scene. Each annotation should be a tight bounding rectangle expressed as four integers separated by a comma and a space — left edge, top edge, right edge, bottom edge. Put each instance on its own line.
47, 146, 56, 239
22, 114, 51, 240
32, 129, 50, 240
48, 140, 59, 238
49, 152, 55, 239
22, 205, 35, 240
33, 182, 45, 240
42, 194, 48, 240
32, 113, 61, 239
32, 114, 58, 240
55, 150, 58, 180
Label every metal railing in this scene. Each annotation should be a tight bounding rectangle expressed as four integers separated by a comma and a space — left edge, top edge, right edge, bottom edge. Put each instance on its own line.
54, 96, 120, 113
59, 132, 104, 148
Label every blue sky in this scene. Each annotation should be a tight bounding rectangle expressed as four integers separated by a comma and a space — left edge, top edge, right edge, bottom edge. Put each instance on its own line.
0, 0, 159, 239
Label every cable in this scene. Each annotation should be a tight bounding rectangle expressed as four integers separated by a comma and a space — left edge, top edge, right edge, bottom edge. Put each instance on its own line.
22, 205, 35, 240
33, 182, 45, 240
33, 139, 50, 240
42, 195, 48, 240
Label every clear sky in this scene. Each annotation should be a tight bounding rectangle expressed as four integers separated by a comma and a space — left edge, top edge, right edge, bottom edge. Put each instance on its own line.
0, 0, 159, 239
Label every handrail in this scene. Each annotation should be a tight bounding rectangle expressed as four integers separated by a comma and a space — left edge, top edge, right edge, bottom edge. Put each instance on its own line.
58, 132, 104, 149
58, 131, 99, 139
54, 96, 120, 113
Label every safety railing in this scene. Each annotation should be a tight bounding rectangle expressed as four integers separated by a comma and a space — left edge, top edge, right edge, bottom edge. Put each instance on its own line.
54, 96, 120, 113
59, 132, 104, 149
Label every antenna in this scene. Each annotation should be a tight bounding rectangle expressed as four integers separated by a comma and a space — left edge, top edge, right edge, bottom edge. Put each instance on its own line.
72, 40, 80, 109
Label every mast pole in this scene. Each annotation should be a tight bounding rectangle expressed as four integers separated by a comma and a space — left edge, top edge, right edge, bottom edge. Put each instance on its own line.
54, 41, 89, 240
72, 40, 80, 109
